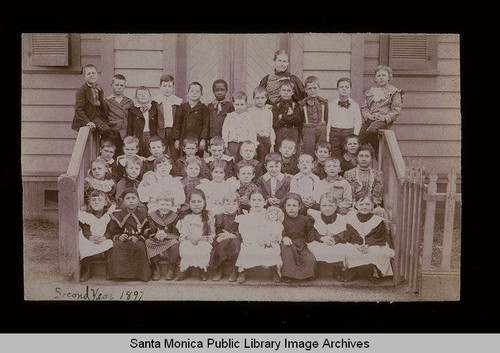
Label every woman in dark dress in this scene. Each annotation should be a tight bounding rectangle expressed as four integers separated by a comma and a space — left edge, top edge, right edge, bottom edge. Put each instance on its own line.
280, 192, 317, 282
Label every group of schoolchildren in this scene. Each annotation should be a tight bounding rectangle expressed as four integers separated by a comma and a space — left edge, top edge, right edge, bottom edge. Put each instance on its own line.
73, 50, 403, 285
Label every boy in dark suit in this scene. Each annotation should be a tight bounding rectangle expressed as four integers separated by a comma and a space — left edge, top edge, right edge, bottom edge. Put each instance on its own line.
256, 152, 290, 208
127, 86, 159, 157
71, 64, 113, 140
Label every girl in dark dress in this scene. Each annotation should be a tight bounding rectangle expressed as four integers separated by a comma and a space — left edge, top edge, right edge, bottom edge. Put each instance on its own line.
280, 192, 317, 282
106, 188, 151, 282
209, 192, 242, 282
339, 134, 360, 177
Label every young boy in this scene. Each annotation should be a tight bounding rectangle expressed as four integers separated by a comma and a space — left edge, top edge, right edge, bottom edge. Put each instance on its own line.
143, 136, 182, 177
205, 136, 236, 179
173, 82, 209, 158
289, 154, 321, 209
71, 64, 112, 140
127, 86, 159, 157
299, 76, 329, 157
105, 74, 134, 156
236, 140, 264, 182
247, 86, 275, 163
272, 79, 303, 149
175, 137, 211, 179
98, 139, 120, 182
153, 74, 183, 160
326, 77, 362, 158
115, 136, 146, 182
279, 139, 299, 177
312, 140, 332, 180
144, 192, 181, 281
115, 156, 146, 209
208, 79, 234, 146
255, 152, 290, 207
235, 164, 261, 211
313, 157, 353, 215
221, 91, 257, 163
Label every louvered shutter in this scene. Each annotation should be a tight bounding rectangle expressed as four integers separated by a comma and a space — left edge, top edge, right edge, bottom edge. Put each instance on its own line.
389, 35, 436, 71
30, 34, 69, 66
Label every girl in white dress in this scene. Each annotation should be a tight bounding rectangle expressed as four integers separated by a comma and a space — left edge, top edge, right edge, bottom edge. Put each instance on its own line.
343, 191, 395, 282
176, 189, 215, 281
78, 190, 115, 282
307, 192, 349, 281
235, 190, 283, 283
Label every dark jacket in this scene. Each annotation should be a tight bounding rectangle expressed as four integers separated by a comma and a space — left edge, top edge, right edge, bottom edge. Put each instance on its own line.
127, 101, 159, 141
172, 101, 210, 142
71, 83, 110, 133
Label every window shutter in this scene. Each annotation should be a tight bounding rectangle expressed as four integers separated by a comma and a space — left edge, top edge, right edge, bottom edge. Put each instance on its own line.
30, 33, 69, 66
389, 35, 436, 71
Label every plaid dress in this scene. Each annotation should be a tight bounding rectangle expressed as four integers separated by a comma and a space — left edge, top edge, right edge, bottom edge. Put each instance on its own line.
144, 210, 180, 260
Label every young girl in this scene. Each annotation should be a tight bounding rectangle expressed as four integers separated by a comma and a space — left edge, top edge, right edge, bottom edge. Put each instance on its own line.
343, 191, 395, 283
106, 188, 151, 282
280, 192, 317, 282
235, 191, 283, 283
144, 192, 180, 281
180, 156, 208, 200
84, 157, 116, 205
137, 170, 158, 211
176, 189, 215, 281
78, 190, 115, 282
339, 134, 360, 176
196, 160, 239, 215
307, 192, 348, 281
359, 65, 403, 153
209, 192, 242, 282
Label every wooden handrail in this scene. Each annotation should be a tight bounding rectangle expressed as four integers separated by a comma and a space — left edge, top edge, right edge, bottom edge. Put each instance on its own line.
65, 126, 92, 177
379, 130, 405, 182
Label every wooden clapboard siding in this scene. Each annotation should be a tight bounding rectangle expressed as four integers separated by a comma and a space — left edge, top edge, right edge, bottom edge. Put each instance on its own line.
186, 34, 228, 104
302, 34, 353, 103
21, 34, 104, 178
245, 34, 281, 102
363, 34, 461, 175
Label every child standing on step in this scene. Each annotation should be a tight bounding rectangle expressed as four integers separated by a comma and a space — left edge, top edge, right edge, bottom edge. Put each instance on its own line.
176, 189, 215, 281
209, 192, 242, 282
235, 191, 283, 283
144, 192, 180, 281
78, 190, 115, 282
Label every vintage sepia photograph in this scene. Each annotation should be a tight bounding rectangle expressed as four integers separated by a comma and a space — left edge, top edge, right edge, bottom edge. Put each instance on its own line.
21, 33, 461, 302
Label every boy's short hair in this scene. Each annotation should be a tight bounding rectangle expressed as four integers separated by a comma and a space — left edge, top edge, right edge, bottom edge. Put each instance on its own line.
358, 144, 375, 157
343, 133, 359, 145
265, 152, 282, 164
324, 156, 341, 165
148, 135, 164, 146
126, 156, 143, 168
298, 153, 314, 163
135, 86, 151, 96
281, 138, 297, 148
188, 81, 203, 93
237, 163, 255, 174
157, 191, 175, 203
154, 155, 172, 167
111, 74, 126, 84
185, 156, 203, 168
315, 140, 332, 152
120, 187, 139, 199
223, 191, 240, 203
123, 136, 140, 148
253, 86, 268, 98
160, 74, 175, 85
337, 77, 352, 88
240, 140, 256, 150
82, 64, 97, 75
232, 91, 247, 102
304, 76, 320, 88
100, 139, 116, 150
183, 136, 199, 147
209, 136, 225, 147
212, 79, 228, 91
279, 79, 294, 90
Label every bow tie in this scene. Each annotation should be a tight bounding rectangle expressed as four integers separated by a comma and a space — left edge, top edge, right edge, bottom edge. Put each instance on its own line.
338, 100, 350, 109
139, 105, 149, 113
